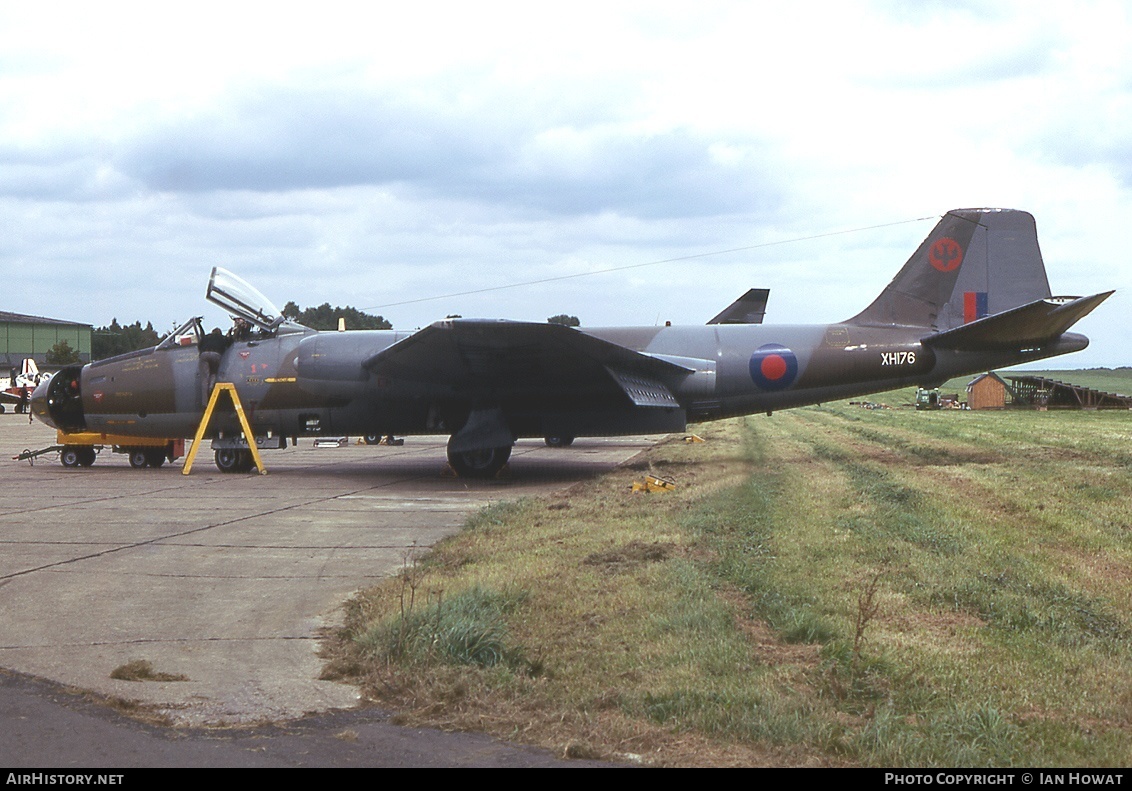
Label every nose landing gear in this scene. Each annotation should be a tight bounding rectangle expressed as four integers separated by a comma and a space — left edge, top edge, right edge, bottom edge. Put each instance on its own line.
214, 448, 256, 473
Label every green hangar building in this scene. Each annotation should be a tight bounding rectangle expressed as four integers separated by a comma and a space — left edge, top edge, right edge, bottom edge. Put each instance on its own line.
1, 310, 93, 372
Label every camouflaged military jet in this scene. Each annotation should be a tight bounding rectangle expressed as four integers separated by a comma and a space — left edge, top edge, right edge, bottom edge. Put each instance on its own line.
31, 208, 1111, 477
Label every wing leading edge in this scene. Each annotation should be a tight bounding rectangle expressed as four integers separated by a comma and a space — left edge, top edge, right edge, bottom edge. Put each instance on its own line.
362, 319, 694, 407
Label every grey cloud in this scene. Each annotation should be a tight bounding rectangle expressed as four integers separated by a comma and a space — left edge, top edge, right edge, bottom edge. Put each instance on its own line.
113, 85, 781, 220
1041, 135, 1132, 188
465, 131, 778, 218
116, 91, 497, 192
0, 145, 134, 201
1027, 92, 1132, 185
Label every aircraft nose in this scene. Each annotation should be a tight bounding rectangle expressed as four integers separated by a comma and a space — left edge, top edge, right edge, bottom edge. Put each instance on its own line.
29, 374, 57, 429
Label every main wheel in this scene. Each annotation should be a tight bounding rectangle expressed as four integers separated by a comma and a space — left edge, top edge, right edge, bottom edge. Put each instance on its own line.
128, 449, 149, 469
61, 447, 81, 468
446, 443, 512, 478
544, 435, 575, 447
215, 448, 251, 473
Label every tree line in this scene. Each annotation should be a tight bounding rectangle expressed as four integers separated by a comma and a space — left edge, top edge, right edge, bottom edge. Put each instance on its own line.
92, 319, 162, 360
62, 306, 580, 362
40, 319, 163, 365
81, 303, 393, 361
281, 301, 392, 331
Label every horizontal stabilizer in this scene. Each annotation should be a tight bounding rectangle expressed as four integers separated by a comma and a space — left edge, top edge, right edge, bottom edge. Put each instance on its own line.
707, 288, 769, 325
924, 291, 1113, 351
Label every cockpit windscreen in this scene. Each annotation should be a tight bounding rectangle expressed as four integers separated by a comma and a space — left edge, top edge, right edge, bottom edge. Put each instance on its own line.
206, 267, 283, 331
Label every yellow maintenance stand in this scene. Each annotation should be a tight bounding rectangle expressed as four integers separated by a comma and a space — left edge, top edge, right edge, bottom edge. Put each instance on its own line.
181, 382, 267, 475
13, 431, 183, 468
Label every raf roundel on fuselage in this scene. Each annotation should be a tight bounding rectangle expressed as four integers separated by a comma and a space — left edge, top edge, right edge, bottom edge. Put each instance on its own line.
749, 344, 798, 391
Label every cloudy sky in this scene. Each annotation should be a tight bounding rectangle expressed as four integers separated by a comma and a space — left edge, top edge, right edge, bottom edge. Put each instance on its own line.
1, 1, 1127, 366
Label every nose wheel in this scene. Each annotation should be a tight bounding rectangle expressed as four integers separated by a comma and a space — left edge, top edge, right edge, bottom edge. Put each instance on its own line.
127, 448, 168, 468
214, 448, 256, 473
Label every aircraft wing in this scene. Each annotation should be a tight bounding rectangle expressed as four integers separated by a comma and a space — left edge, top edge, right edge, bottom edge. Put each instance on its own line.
923, 292, 1113, 351
363, 319, 692, 407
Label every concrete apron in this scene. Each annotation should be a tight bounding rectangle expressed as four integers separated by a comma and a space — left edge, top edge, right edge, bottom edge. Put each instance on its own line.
0, 415, 655, 725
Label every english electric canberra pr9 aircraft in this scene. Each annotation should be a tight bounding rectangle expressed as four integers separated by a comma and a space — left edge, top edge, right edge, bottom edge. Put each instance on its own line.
31, 208, 1110, 477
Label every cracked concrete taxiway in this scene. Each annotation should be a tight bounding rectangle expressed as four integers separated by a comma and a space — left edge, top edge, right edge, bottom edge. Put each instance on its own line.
0, 415, 655, 725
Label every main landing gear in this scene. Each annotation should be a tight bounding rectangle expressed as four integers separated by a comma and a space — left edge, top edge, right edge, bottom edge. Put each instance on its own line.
445, 442, 512, 478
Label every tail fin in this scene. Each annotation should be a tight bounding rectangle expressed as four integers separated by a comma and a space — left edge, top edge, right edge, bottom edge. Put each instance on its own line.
707, 288, 769, 325
847, 208, 1052, 329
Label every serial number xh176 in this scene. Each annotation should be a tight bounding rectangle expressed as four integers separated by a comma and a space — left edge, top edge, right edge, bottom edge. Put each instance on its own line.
31, 209, 1110, 477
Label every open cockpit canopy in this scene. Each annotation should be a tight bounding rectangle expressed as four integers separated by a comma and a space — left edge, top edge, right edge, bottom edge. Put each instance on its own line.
206, 267, 284, 331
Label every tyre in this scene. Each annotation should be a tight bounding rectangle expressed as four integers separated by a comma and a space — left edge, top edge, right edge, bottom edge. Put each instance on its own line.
364, 434, 381, 445
77, 447, 96, 467
144, 449, 166, 468
214, 448, 250, 473
544, 435, 575, 447
61, 447, 81, 468
128, 449, 149, 469
446, 442, 512, 478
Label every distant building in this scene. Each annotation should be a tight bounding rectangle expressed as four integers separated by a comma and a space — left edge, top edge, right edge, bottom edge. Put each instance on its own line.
1, 310, 93, 372
967, 371, 1132, 410
1005, 375, 1132, 410
966, 372, 1010, 410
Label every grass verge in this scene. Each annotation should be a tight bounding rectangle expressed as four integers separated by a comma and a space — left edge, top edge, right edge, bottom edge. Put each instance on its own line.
324, 400, 1132, 766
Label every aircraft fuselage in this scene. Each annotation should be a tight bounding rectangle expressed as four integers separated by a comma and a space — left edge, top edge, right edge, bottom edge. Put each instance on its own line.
29, 209, 1108, 476
32, 320, 1086, 446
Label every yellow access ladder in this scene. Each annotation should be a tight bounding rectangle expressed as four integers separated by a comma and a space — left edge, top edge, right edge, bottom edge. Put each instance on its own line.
181, 382, 267, 475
